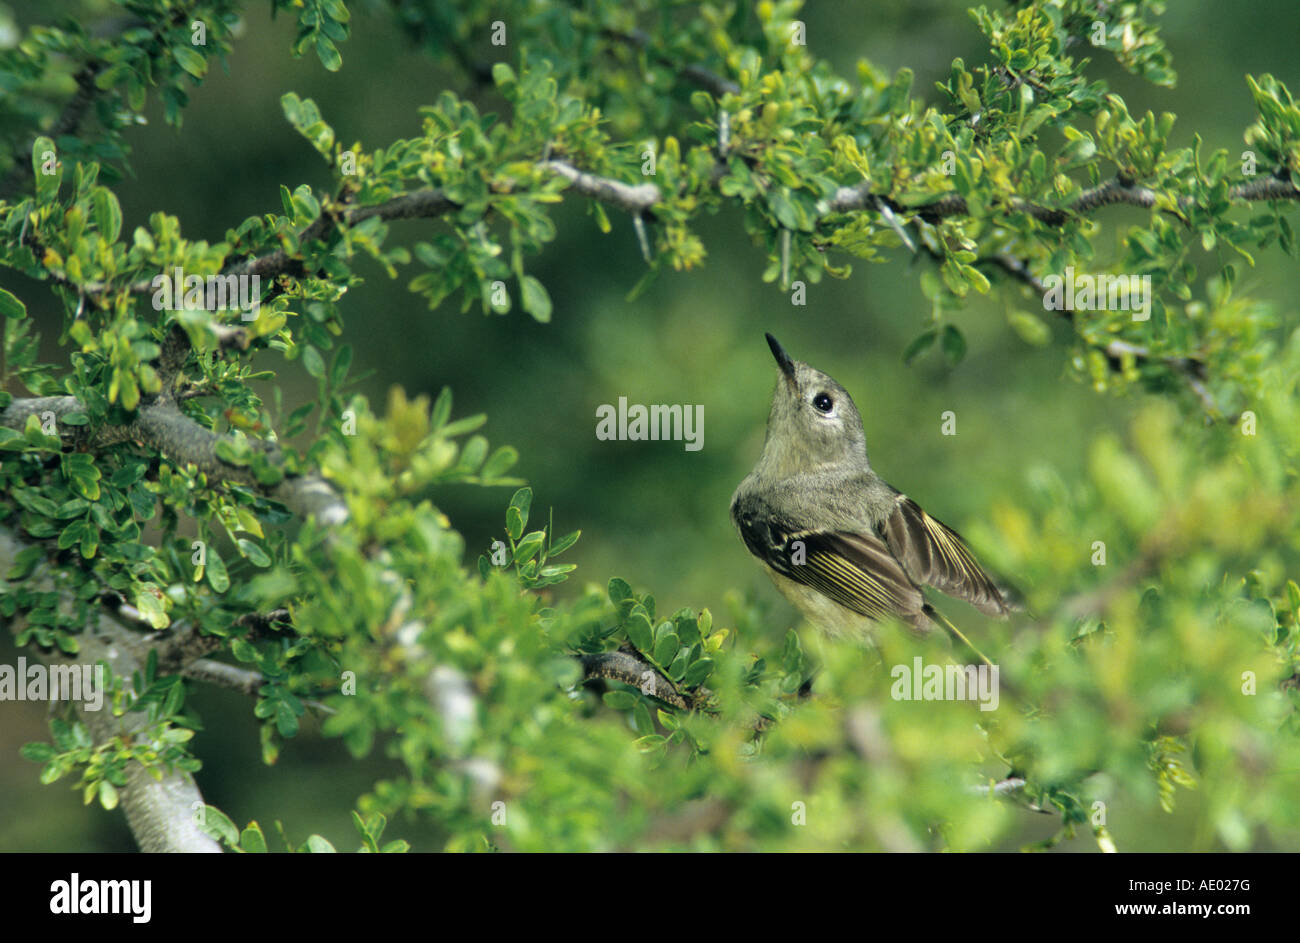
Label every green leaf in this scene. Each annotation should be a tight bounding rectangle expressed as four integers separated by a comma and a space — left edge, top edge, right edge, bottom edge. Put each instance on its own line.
215, 438, 252, 466
51, 719, 75, 751
673, 610, 701, 646
326, 344, 351, 387
903, 329, 938, 364
441, 414, 486, 437
231, 637, 258, 663
315, 37, 343, 72
237, 538, 272, 567
292, 186, 321, 222
92, 188, 123, 242
20, 742, 57, 762
58, 519, 87, 550
32, 137, 60, 203
281, 92, 303, 126
506, 487, 532, 540
520, 275, 552, 322
0, 288, 26, 319
7, 546, 43, 580
240, 823, 269, 853
163, 680, 186, 717
430, 387, 453, 429
634, 735, 666, 753
98, 780, 119, 810
206, 547, 230, 593
40, 762, 65, 785
199, 805, 240, 846
173, 46, 208, 79
134, 590, 169, 628
608, 577, 632, 604
683, 658, 715, 687
941, 324, 967, 364
457, 435, 488, 472
1008, 310, 1051, 346
513, 531, 545, 565
492, 62, 517, 89
653, 632, 680, 667
549, 529, 580, 556
276, 700, 299, 737
480, 445, 518, 480
632, 700, 654, 735
302, 346, 326, 379
625, 612, 654, 653
602, 690, 637, 711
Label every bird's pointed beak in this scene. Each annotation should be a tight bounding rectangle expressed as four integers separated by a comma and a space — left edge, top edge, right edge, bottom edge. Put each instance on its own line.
765, 333, 796, 383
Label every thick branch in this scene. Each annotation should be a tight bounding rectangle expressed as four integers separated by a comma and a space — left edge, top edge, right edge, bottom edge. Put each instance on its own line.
157, 322, 249, 383
581, 648, 707, 711
0, 396, 349, 526
183, 659, 265, 695
0, 530, 220, 853
1224, 176, 1300, 202
537, 160, 661, 212
182, 657, 335, 715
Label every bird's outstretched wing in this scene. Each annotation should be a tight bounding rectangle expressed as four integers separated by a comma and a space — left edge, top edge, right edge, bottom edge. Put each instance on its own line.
879, 494, 1020, 617
733, 508, 927, 625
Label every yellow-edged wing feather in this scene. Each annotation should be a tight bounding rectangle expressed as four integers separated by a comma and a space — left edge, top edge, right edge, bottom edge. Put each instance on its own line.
880, 495, 1019, 617
733, 507, 928, 627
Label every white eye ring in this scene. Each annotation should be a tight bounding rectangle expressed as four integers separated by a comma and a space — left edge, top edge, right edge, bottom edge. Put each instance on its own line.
811, 392, 835, 415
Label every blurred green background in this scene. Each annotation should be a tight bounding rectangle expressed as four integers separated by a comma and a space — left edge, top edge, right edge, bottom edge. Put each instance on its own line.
2, 0, 1297, 851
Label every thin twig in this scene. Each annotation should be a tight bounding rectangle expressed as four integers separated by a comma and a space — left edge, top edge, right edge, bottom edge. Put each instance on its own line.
182, 658, 337, 714
600, 28, 740, 97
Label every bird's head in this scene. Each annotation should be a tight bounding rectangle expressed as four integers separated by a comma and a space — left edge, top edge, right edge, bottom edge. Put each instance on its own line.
760, 333, 869, 475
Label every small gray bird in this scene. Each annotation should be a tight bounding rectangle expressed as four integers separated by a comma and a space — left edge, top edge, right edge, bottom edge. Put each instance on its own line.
730, 334, 1020, 644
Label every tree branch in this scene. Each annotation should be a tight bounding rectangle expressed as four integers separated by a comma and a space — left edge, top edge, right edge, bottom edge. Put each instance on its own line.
599, 28, 740, 98
581, 648, 708, 711
537, 160, 661, 212
909, 230, 1231, 420
224, 188, 459, 282
0, 396, 349, 526
0, 530, 221, 853
0, 8, 197, 199
828, 174, 1300, 227
182, 658, 337, 714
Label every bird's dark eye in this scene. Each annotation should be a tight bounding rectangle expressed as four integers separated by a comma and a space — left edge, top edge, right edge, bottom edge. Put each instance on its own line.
812, 392, 834, 413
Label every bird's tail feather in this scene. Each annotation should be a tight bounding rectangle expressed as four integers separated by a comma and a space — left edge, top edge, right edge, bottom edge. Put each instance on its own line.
922, 603, 996, 671
921, 603, 1026, 706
